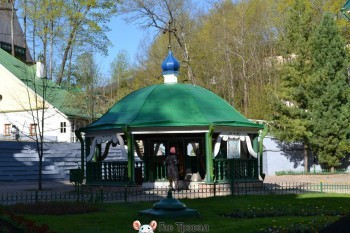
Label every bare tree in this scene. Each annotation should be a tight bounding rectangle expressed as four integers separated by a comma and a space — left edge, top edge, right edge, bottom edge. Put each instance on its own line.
121, 0, 199, 84
15, 60, 54, 190
27, 68, 47, 190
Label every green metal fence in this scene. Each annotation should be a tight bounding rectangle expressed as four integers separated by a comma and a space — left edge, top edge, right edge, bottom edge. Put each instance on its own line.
1, 182, 350, 206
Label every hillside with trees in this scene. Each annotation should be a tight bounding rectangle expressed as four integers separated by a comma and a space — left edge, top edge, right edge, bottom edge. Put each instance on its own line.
11, 0, 350, 170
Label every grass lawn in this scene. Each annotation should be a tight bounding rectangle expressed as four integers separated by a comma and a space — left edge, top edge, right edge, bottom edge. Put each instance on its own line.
9, 193, 350, 233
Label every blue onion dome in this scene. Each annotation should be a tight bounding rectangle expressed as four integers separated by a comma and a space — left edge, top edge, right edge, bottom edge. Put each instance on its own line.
161, 50, 180, 75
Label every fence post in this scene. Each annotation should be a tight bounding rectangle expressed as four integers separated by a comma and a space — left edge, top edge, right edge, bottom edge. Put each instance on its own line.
320, 181, 323, 193
100, 187, 104, 203
124, 185, 128, 203
35, 190, 38, 203
230, 160, 235, 196
214, 182, 216, 197
76, 184, 80, 202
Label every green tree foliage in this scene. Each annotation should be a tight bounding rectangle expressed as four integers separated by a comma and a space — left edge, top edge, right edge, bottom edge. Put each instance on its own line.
188, 0, 278, 118
308, 13, 350, 169
107, 49, 134, 103
271, 0, 314, 172
68, 52, 106, 122
120, 0, 201, 85
20, 0, 119, 85
110, 50, 131, 84
18, 0, 350, 125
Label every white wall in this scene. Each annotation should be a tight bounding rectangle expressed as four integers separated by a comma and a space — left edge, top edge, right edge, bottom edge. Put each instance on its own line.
0, 108, 73, 142
0, 60, 73, 142
0, 64, 44, 112
261, 135, 350, 175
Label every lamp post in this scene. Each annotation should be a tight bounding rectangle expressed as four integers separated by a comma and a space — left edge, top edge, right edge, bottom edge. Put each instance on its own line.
341, 0, 350, 20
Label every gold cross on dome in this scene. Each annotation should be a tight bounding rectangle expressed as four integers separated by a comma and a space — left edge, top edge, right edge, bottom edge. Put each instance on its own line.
163, 20, 177, 49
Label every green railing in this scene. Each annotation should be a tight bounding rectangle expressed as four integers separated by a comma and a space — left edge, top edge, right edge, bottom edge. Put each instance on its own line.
155, 163, 167, 180
86, 161, 129, 184
214, 158, 258, 182
148, 156, 167, 182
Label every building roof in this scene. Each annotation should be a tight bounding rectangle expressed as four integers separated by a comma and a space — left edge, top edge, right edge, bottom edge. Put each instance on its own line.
0, 48, 82, 118
83, 83, 263, 132
83, 49, 262, 133
0, 4, 33, 62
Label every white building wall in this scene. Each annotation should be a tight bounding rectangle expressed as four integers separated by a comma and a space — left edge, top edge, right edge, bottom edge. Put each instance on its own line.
0, 107, 72, 142
0, 64, 44, 112
0, 59, 73, 142
263, 135, 325, 175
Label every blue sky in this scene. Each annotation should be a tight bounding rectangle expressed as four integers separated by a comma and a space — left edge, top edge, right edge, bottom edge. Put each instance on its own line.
97, 16, 147, 76
16, 7, 144, 78
98, 0, 212, 77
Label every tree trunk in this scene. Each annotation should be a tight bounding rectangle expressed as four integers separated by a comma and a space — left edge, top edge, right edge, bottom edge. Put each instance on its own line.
38, 154, 42, 190
49, 19, 54, 80
24, 0, 27, 59
56, 6, 90, 85
56, 29, 76, 85
304, 143, 308, 173
243, 80, 248, 115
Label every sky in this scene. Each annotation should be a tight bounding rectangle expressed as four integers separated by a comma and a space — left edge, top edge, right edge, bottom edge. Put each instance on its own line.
97, 1, 212, 77
15, 6, 146, 78
96, 16, 147, 77
15, 1, 212, 78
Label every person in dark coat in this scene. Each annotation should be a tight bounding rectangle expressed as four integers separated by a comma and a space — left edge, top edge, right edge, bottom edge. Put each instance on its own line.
164, 147, 179, 190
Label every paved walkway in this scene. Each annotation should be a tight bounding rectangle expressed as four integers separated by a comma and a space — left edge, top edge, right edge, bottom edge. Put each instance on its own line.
1, 174, 350, 192
0, 180, 74, 192
264, 174, 350, 183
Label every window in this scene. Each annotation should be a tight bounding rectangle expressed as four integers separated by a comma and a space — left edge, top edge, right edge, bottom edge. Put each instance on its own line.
60, 122, 66, 133
186, 142, 200, 156
153, 142, 165, 156
4, 124, 11, 136
216, 137, 241, 159
30, 124, 37, 136
227, 139, 241, 159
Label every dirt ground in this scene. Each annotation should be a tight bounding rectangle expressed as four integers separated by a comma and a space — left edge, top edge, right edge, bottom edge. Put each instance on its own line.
264, 173, 350, 184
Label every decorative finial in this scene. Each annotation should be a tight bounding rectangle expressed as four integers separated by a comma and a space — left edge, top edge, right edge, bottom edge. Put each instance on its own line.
161, 50, 180, 84
161, 20, 179, 83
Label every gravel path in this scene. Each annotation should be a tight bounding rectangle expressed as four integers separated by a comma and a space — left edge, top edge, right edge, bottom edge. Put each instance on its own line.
264, 174, 350, 183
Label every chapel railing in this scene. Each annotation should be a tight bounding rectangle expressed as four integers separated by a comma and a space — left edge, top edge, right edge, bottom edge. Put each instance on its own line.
214, 158, 258, 182
154, 163, 167, 181
86, 161, 143, 185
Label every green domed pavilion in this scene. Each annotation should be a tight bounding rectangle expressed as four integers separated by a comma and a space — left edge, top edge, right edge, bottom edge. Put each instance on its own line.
77, 50, 266, 186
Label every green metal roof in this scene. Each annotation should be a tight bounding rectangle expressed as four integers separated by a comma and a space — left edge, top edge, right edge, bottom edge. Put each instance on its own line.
84, 83, 263, 131
0, 48, 82, 118
341, 0, 350, 20
342, 0, 350, 10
